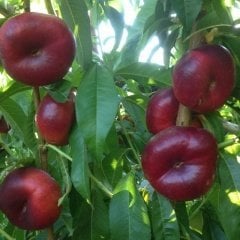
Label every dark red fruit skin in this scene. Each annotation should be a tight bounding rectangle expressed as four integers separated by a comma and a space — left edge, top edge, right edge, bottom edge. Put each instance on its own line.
141, 126, 218, 201
0, 12, 76, 86
146, 88, 179, 134
36, 93, 75, 146
173, 45, 235, 113
0, 117, 10, 133
0, 167, 61, 230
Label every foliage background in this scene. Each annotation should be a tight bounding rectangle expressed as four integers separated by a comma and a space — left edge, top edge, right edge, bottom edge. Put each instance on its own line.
1, 0, 240, 239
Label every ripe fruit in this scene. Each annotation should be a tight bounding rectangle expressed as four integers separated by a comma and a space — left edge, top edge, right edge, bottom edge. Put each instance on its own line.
0, 167, 61, 230
173, 44, 235, 113
0, 12, 75, 86
141, 126, 217, 201
0, 116, 10, 133
146, 88, 179, 134
146, 88, 202, 134
36, 92, 75, 145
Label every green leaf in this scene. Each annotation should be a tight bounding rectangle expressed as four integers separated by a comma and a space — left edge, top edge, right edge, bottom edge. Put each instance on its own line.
202, 210, 227, 240
70, 126, 90, 202
70, 189, 92, 240
116, 0, 159, 68
76, 64, 119, 162
90, 190, 110, 239
115, 62, 172, 86
199, 112, 225, 143
209, 152, 240, 240
122, 96, 147, 132
150, 192, 180, 240
212, 0, 232, 24
58, 0, 93, 69
0, 98, 27, 139
0, 81, 30, 103
127, 0, 159, 43
102, 149, 124, 188
104, 6, 124, 51
109, 173, 151, 240
171, 0, 202, 36
23, 100, 37, 152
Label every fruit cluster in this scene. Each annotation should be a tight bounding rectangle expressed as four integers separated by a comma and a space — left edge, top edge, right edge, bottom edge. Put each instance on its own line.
0, 12, 76, 230
142, 44, 235, 201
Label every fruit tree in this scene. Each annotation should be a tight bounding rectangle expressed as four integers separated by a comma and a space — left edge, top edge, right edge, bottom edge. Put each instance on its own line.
1, 0, 240, 239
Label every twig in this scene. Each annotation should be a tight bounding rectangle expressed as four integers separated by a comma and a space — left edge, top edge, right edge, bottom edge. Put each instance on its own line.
44, 0, 55, 15
23, 0, 30, 12
46, 144, 72, 162
176, 104, 191, 126
33, 87, 48, 170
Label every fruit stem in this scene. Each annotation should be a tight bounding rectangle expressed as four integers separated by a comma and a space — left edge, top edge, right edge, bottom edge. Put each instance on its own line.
119, 122, 141, 166
23, 0, 30, 12
33, 87, 56, 239
44, 0, 55, 15
176, 104, 191, 127
47, 227, 55, 240
33, 87, 49, 171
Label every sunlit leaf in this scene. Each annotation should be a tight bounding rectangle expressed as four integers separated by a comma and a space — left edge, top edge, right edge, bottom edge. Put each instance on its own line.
209, 152, 240, 240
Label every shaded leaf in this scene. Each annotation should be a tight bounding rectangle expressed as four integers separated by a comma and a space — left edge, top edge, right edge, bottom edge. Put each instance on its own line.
109, 173, 151, 240
115, 62, 172, 86
171, 0, 202, 36
90, 190, 110, 239
58, 0, 93, 69
150, 192, 180, 240
0, 98, 26, 139
70, 126, 90, 202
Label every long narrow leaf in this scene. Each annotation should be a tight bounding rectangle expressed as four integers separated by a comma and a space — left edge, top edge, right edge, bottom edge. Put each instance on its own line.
76, 64, 119, 162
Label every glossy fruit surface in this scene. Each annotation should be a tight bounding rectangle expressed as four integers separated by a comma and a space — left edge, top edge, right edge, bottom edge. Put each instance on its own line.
36, 92, 75, 145
0, 12, 75, 86
0, 117, 10, 133
0, 167, 61, 230
141, 126, 218, 201
173, 44, 235, 113
146, 88, 179, 134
